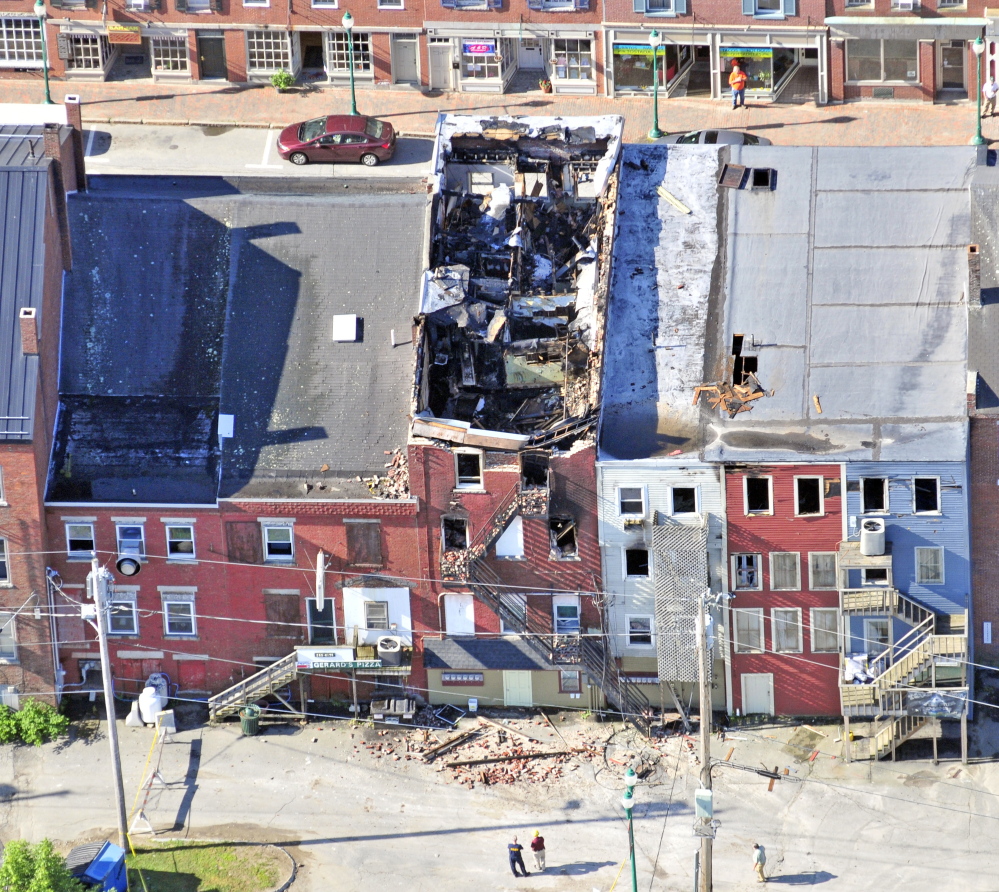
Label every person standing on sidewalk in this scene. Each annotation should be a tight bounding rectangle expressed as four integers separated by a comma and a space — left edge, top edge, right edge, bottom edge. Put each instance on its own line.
530, 830, 546, 872
752, 843, 767, 883
729, 64, 748, 109
508, 836, 530, 878
984, 76, 998, 117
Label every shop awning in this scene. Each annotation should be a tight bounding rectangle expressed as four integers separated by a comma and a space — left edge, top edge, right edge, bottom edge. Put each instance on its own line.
825, 16, 987, 39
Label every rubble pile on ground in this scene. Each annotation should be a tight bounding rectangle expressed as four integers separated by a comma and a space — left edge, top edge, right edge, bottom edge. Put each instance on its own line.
360, 448, 409, 499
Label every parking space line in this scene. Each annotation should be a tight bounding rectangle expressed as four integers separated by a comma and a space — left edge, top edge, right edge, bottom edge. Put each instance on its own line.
84, 127, 110, 164
246, 128, 283, 169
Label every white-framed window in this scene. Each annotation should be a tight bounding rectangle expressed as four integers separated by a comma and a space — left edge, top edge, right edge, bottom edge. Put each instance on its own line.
844, 0, 871, 6
151, 37, 189, 72
0, 18, 43, 67
378, 0, 403, 7
733, 608, 764, 653
863, 568, 889, 586
66, 522, 95, 559
262, 524, 294, 561
732, 553, 761, 590
0, 539, 10, 586
913, 477, 940, 514
312, 0, 338, 8
306, 597, 336, 644
624, 547, 650, 578
109, 592, 138, 636
744, 477, 772, 515
864, 618, 890, 651
325, 31, 371, 72
162, 593, 196, 636
0, 468, 7, 504
67, 34, 111, 71
246, 30, 291, 73
116, 524, 145, 560
794, 477, 823, 516
670, 486, 698, 516
770, 552, 800, 591
810, 608, 839, 653
915, 546, 944, 585
861, 477, 888, 513
0, 613, 16, 662
618, 486, 646, 517
364, 600, 390, 631
626, 615, 654, 647
244, 0, 269, 7
846, 39, 919, 83
772, 608, 802, 653
646, 0, 675, 10
454, 451, 483, 489
808, 552, 837, 590
166, 525, 196, 560
552, 39, 593, 81
559, 669, 582, 693
553, 595, 580, 634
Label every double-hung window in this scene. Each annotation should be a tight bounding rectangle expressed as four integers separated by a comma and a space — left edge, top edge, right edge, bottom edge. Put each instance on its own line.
116, 524, 145, 560
67, 522, 95, 559
915, 547, 944, 585
772, 608, 802, 653
732, 553, 761, 590
166, 524, 196, 560
733, 608, 764, 653
364, 600, 390, 632
109, 592, 138, 635
627, 615, 654, 647
0, 613, 16, 661
618, 487, 645, 517
262, 524, 294, 561
162, 593, 196, 636
0, 539, 9, 585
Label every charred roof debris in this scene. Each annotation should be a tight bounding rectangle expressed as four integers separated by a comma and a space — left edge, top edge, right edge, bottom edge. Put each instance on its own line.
411, 115, 624, 454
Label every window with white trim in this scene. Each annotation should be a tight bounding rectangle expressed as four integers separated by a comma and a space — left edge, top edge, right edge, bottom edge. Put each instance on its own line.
0, 468, 6, 504
744, 477, 772, 514
808, 552, 837, 590
162, 593, 196, 636
795, 477, 823, 516
325, 31, 371, 72
166, 525, 196, 560
772, 608, 802, 653
67, 35, 111, 71
364, 600, 390, 631
733, 608, 764, 653
625, 547, 650, 578
846, 39, 918, 83
0, 613, 16, 661
455, 451, 483, 489
915, 546, 944, 585
913, 477, 940, 514
246, 30, 291, 73
244, 0, 268, 7
627, 615, 653, 647
151, 37, 189, 72
116, 524, 146, 560
671, 486, 698, 515
109, 593, 138, 635
0, 539, 9, 585
559, 670, 582, 693
732, 553, 761, 590
618, 487, 645, 517
554, 596, 580, 634
861, 477, 888, 513
0, 19, 42, 66
378, 0, 403, 7
66, 523, 95, 559
810, 608, 839, 653
770, 552, 800, 591
552, 39, 593, 81
262, 524, 294, 561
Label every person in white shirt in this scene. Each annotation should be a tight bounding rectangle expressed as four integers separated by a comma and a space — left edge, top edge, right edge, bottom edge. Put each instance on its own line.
983, 76, 998, 117
752, 843, 767, 883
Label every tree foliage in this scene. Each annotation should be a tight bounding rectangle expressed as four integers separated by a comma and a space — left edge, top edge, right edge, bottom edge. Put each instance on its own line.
0, 840, 82, 892
0, 702, 69, 747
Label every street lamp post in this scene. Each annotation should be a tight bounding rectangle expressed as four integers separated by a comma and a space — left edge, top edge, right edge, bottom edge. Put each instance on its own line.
648, 30, 663, 140
342, 11, 358, 116
973, 36, 986, 146
33, 0, 54, 106
622, 767, 639, 892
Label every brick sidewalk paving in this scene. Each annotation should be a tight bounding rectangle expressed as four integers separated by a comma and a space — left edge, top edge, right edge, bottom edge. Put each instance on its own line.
4, 75, 999, 145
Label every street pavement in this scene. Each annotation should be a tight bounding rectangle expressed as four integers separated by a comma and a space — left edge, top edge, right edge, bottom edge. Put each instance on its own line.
4, 77, 999, 147
5, 710, 999, 891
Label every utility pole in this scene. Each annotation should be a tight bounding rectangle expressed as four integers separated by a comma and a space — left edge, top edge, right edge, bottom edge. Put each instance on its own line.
696, 595, 712, 892
88, 557, 130, 850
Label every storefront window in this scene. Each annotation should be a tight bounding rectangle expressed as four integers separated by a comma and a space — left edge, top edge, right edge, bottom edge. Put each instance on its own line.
151, 37, 188, 72
552, 39, 592, 80
326, 32, 372, 73
846, 38, 917, 81
67, 34, 110, 70
462, 39, 500, 79
247, 30, 291, 73
720, 48, 774, 91
612, 42, 690, 91
0, 18, 42, 66
772, 47, 795, 89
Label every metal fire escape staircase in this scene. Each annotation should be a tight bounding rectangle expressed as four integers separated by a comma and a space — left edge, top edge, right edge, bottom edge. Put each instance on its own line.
839, 588, 967, 759
448, 482, 653, 735
208, 651, 303, 721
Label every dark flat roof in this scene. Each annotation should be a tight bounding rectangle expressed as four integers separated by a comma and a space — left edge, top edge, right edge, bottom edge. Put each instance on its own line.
423, 637, 555, 671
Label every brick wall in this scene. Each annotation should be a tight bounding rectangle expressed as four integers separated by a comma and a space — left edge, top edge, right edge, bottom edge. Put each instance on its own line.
970, 416, 999, 661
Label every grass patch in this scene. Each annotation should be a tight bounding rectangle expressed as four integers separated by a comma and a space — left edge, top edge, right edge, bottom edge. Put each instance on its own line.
127, 842, 283, 892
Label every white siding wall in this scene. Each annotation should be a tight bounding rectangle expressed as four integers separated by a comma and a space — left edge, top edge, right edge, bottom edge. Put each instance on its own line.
597, 462, 727, 661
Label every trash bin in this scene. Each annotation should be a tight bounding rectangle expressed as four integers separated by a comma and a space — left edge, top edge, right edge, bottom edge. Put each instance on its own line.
239, 705, 261, 736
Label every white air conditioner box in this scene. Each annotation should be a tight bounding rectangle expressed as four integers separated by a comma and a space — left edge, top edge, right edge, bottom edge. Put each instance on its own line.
376, 635, 403, 667
860, 518, 886, 556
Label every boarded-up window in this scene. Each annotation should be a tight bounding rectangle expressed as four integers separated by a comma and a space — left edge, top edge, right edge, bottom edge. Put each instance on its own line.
809, 553, 837, 590
772, 608, 802, 653
264, 590, 302, 638
345, 520, 383, 566
810, 608, 839, 653
226, 522, 262, 563
770, 553, 800, 591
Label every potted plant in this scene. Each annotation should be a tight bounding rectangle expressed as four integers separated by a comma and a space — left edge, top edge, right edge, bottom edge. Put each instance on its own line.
271, 69, 295, 93
539, 77, 552, 94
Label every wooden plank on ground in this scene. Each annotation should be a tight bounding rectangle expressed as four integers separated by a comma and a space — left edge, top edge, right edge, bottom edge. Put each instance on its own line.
445, 749, 576, 768
478, 715, 541, 744
656, 185, 692, 215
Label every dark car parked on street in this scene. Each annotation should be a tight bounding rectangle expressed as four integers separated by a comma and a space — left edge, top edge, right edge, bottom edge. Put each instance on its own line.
276, 115, 396, 166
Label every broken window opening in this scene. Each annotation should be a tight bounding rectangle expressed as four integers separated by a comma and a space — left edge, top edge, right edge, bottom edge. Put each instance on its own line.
913, 477, 940, 514
521, 452, 550, 488
745, 477, 771, 514
796, 478, 822, 516
863, 568, 889, 585
625, 548, 650, 577
549, 516, 577, 559
861, 477, 887, 513
731, 333, 759, 386
443, 517, 469, 550
671, 487, 697, 515
455, 452, 483, 488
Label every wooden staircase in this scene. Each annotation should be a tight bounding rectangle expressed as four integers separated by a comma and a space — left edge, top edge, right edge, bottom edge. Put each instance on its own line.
208, 651, 300, 721
873, 715, 940, 760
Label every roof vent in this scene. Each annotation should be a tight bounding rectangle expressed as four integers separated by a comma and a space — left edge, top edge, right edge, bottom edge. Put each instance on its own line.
332, 314, 359, 342
19, 307, 38, 356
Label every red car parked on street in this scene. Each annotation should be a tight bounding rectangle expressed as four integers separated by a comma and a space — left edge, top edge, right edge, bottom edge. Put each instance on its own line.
276, 115, 396, 167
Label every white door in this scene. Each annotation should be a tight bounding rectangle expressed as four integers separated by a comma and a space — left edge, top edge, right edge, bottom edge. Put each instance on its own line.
741, 673, 774, 716
444, 593, 475, 635
518, 38, 544, 70
392, 35, 419, 84
503, 670, 533, 707
429, 42, 452, 90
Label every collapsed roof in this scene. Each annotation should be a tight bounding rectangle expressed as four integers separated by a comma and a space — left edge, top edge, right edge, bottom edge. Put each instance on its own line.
411, 115, 624, 452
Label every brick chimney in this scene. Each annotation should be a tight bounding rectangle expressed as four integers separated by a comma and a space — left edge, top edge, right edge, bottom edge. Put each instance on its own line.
63, 94, 87, 193
969, 244, 981, 308
42, 121, 61, 162
19, 308, 38, 356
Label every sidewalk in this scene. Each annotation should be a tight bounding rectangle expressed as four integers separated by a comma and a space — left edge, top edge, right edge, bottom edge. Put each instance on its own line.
4, 75, 999, 145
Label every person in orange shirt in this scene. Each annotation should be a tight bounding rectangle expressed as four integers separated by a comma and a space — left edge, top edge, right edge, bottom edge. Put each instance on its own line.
729, 63, 748, 109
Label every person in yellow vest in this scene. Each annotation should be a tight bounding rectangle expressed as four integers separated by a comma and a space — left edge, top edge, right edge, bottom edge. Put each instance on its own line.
729, 63, 748, 109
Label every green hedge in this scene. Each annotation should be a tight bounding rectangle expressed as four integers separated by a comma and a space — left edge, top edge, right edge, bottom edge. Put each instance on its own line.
0, 700, 69, 746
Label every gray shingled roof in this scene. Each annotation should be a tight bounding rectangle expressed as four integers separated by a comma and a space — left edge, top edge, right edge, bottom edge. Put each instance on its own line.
423, 637, 556, 671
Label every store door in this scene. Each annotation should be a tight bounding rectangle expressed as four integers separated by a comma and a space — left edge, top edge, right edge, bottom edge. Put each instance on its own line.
392, 35, 419, 84
518, 38, 544, 70
939, 40, 966, 91
503, 670, 533, 707
197, 33, 226, 79
429, 41, 452, 90
741, 673, 774, 716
